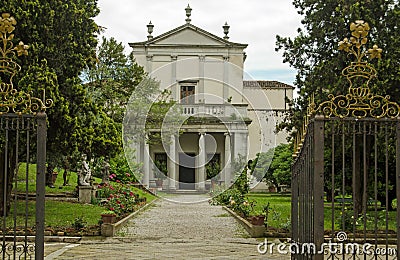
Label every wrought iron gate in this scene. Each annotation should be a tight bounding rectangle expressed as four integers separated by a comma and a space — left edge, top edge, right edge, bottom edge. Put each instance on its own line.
292, 21, 400, 259
0, 13, 51, 259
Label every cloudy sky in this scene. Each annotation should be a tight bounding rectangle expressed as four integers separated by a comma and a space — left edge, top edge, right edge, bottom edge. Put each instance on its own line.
95, 0, 303, 85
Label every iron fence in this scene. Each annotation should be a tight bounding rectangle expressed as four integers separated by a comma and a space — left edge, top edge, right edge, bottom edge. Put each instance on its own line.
0, 113, 47, 259
292, 116, 400, 259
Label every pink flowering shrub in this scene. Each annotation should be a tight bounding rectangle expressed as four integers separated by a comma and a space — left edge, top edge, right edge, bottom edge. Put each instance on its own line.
97, 183, 146, 217
109, 153, 140, 184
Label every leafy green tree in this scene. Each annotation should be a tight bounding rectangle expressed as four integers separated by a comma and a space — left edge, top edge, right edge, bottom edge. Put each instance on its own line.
276, 0, 400, 212
84, 37, 145, 123
251, 144, 293, 189
83, 36, 150, 180
0, 0, 101, 166
276, 0, 400, 135
0, 1, 101, 213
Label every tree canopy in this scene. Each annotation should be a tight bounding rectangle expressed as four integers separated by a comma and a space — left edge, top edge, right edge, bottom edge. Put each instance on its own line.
250, 144, 292, 188
0, 0, 101, 167
276, 0, 400, 210
83, 36, 145, 123
276, 0, 400, 135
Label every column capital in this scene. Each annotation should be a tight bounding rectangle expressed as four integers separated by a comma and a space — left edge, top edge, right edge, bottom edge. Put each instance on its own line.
146, 55, 153, 61
198, 131, 206, 136
223, 55, 230, 61
224, 132, 230, 136
199, 55, 205, 62
171, 55, 178, 61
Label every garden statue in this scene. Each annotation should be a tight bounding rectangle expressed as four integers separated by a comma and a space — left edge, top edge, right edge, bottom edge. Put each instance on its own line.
78, 154, 91, 186
62, 156, 70, 186
101, 160, 110, 184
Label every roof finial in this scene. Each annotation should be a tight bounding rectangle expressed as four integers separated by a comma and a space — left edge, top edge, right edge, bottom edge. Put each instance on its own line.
147, 21, 154, 40
185, 4, 192, 24
223, 22, 230, 40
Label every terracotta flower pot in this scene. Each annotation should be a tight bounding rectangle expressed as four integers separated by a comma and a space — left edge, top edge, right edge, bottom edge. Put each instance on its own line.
101, 214, 116, 224
249, 216, 265, 226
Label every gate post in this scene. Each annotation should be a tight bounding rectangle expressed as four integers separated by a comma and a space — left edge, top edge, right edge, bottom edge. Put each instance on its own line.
313, 115, 324, 259
35, 112, 47, 259
397, 119, 400, 260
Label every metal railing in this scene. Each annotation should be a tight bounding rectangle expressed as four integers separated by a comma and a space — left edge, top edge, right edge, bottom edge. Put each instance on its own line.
291, 20, 399, 260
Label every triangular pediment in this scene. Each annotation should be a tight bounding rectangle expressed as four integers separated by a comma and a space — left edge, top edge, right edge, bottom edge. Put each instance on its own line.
130, 24, 247, 48
154, 27, 225, 46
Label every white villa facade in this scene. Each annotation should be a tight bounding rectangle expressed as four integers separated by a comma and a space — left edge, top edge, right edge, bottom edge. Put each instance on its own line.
129, 6, 293, 191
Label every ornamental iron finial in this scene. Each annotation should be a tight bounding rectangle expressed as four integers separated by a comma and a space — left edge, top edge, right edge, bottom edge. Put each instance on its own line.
313, 20, 399, 119
338, 20, 382, 90
0, 13, 52, 115
294, 21, 399, 158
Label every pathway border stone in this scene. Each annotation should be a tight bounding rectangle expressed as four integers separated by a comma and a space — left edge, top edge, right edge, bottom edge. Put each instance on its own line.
101, 197, 159, 236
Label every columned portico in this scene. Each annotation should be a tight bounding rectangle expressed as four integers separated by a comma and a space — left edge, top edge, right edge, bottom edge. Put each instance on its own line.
141, 129, 246, 191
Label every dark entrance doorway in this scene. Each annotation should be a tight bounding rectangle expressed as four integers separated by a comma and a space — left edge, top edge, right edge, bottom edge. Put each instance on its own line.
179, 153, 195, 190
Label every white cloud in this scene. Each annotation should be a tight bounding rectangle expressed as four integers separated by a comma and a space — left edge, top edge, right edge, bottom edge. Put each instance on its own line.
95, 0, 302, 84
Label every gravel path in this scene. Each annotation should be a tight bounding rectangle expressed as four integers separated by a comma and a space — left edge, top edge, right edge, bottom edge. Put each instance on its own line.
118, 194, 246, 241
45, 194, 289, 259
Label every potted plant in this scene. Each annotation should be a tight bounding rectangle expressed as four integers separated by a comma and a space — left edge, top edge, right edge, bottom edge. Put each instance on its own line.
248, 210, 265, 226
101, 210, 117, 224
154, 160, 167, 188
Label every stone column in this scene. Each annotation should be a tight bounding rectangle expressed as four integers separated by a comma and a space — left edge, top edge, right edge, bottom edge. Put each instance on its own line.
168, 134, 177, 191
142, 140, 150, 188
224, 132, 232, 186
198, 132, 206, 190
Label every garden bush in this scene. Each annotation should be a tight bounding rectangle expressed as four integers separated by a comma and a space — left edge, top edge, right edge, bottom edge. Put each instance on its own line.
210, 167, 254, 217
97, 182, 146, 217
109, 153, 140, 184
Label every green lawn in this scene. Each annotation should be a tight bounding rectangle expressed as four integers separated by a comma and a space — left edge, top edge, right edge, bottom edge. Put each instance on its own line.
324, 205, 397, 232
246, 193, 291, 229
246, 192, 397, 232
9, 162, 156, 230
6, 200, 104, 228
16, 163, 86, 194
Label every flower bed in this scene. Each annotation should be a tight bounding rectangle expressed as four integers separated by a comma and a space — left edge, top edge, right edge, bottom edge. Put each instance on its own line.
96, 182, 148, 222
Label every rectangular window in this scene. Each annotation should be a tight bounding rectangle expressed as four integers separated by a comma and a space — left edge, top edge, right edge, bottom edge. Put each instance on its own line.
180, 85, 195, 104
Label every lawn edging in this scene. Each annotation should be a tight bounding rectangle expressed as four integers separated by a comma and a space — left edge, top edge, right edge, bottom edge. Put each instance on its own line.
101, 198, 159, 237
222, 206, 265, 238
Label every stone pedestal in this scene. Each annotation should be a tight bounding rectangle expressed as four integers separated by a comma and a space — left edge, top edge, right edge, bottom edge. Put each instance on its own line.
78, 185, 92, 204
101, 223, 115, 237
